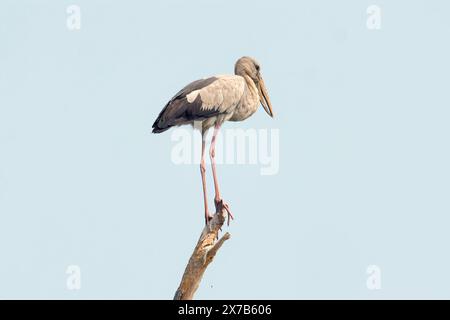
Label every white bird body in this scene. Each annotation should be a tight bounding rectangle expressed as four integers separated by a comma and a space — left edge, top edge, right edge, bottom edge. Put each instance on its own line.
152, 57, 272, 134
184, 74, 260, 131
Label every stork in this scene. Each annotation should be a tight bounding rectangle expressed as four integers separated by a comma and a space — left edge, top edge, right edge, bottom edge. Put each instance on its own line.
152, 57, 274, 225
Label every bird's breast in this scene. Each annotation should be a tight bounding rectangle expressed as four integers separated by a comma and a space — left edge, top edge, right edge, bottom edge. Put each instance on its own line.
230, 102, 258, 121
229, 81, 259, 122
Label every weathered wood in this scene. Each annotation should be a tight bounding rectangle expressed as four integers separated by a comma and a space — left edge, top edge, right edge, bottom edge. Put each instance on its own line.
174, 201, 231, 300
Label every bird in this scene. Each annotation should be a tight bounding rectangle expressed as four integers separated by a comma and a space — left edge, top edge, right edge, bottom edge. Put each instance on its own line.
152, 56, 274, 225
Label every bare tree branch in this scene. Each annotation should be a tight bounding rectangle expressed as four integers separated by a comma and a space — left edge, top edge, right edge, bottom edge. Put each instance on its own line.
174, 202, 231, 300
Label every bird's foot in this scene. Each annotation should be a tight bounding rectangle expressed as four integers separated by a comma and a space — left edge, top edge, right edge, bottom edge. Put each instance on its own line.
205, 212, 213, 226
205, 213, 220, 239
214, 199, 234, 226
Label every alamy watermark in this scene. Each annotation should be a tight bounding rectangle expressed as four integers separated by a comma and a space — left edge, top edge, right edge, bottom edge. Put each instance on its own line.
170, 121, 279, 176
66, 5, 81, 31
366, 265, 381, 290
366, 5, 382, 30
66, 265, 81, 290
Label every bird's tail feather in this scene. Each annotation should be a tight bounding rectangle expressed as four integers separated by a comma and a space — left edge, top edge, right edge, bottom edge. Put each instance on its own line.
151, 98, 191, 133
152, 124, 171, 133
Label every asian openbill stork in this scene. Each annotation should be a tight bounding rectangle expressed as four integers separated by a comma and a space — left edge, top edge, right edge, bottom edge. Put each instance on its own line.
152, 56, 274, 225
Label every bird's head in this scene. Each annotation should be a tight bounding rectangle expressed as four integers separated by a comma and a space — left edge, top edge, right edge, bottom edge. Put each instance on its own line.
235, 56, 274, 118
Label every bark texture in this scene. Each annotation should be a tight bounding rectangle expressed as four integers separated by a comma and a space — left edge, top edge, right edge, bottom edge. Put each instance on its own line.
174, 201, 231, 300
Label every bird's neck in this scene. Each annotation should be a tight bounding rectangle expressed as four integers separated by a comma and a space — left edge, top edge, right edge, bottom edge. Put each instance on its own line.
238, 75, 260, 116
242, 75, 259, 100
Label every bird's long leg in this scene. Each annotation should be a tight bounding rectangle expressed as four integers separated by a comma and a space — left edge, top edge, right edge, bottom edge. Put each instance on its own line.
200, 133, 212, 225
209, 123, 234, 225
210, 123, 222, 202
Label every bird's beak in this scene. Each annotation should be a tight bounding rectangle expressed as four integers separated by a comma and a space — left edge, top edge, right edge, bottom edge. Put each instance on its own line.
258, 77, 274, 118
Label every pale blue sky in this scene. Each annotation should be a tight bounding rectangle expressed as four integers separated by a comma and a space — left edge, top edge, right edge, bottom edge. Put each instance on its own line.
1, 0, 450, 299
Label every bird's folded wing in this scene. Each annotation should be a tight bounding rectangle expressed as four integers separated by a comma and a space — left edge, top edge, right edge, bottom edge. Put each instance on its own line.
152, 75, 245, 132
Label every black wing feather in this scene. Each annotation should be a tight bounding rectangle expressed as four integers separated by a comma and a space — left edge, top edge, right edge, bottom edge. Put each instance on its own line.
152, 77, 220, 133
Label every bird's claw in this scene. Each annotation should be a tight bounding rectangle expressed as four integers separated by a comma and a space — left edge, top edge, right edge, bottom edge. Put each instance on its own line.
223, 203, 234, 226
215, 199, 234, 226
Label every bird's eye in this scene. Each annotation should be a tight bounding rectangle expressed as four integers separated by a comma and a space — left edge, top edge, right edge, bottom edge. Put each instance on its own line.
255, 64, 260, 71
